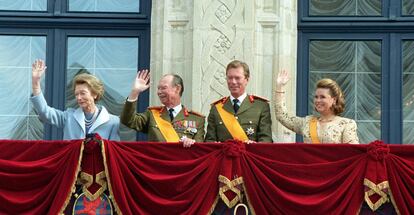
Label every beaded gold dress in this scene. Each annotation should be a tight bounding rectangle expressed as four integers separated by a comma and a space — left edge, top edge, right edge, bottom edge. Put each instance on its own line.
274, 93, 359, 144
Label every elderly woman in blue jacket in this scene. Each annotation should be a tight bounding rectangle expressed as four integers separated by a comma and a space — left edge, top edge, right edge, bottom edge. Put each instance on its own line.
30, 59, 120, 140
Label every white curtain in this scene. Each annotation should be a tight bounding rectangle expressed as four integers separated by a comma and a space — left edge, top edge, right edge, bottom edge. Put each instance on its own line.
403, 41, 414, 143
310, 0, 381, 16
69, 0, 139, 12
0, 0, 46, 11
0, 36, 45, 139
309, 40, 381, 144
403, 0, 414, 15
66, 37, 139, 141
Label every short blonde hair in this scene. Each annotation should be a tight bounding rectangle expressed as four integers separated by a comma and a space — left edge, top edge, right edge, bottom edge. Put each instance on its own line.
316, 78, 345, 115
72, 73, 104, 101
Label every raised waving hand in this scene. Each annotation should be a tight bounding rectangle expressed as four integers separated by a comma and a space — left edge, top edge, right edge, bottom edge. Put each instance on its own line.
276, 69, 290, 87
32, 59, 47, 96
128, 69, 150, 101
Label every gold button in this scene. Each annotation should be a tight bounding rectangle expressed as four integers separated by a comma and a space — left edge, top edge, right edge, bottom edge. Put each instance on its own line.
235, 116, 238, 119
219, 122, 223, 124
249, 121, 252, 124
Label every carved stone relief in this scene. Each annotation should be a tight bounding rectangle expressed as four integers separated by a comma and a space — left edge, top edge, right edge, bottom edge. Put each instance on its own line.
151, 0, 298, 141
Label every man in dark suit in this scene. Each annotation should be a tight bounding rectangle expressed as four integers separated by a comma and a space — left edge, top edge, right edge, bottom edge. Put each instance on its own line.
205, 60, 272, 143
121, 70, 205, 147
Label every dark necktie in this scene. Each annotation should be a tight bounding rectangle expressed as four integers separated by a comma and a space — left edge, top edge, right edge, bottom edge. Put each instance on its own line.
233, 99, 239, 113
168, 108, 174, 121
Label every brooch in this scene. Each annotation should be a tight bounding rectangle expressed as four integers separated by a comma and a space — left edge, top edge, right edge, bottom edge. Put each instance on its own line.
246, 127, 255, 136
185, 127, 198, 135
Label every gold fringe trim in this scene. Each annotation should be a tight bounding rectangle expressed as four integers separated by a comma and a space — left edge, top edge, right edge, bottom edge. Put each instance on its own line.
207, 195, 220, 215
58, 140, 85, 215
363, 179, 389, 211
218, 175, 244, 208
78, 172, 93, 187
79, 171, 107, 201
96, 171, 106, 187
242, 183, 256, 215
101, 139, 123, 215
388, 188, 401, 215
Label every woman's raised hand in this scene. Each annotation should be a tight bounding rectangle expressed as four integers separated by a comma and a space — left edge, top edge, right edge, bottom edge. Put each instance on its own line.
32, 59, 46, 95
276, 70, 290, 87
32, 59, 46, 82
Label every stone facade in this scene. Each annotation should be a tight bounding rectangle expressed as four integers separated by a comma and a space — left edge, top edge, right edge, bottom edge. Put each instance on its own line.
150, 0, 297, 142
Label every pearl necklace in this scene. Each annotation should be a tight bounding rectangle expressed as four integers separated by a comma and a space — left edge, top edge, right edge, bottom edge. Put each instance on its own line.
85, 109, 99, 129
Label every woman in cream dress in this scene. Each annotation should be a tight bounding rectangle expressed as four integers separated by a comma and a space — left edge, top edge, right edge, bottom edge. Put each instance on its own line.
274, 70, 359, 144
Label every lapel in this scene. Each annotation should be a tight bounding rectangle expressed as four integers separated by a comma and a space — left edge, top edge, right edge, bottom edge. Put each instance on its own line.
236, 96, 252, 115
223, 98, 235, 114
173, 106, 185, 123
160, 107, 171, 122
89, 106, 110, 132
74, 107, 85, 133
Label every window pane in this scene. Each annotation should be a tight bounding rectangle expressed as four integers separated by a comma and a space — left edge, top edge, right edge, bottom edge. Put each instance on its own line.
66, 37, 139, 141
310, 0, 381, 16
0, 0, 46, 11
0, 36, 46, 139
69, 0, 140, 13
309, 40, 382, 143
403, 0, 414, 15
402, 40, 414, 144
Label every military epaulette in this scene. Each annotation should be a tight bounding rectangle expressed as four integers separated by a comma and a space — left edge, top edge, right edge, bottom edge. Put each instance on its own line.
148, 106, 164, 110
188, 110, 205, 118
249, 94, 270, 103
211, 96, 229, 105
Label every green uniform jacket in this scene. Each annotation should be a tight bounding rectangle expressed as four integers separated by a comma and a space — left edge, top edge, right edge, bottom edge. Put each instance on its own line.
121, 100, 205, 142
205, 95, 272, 142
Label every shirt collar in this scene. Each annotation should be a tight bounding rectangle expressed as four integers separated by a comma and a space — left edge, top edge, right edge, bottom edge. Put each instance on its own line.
230, 93, 247, 105
167, 104, 182, 117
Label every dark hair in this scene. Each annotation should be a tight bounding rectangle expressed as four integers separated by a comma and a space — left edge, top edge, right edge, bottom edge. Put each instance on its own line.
316, 78, 345, 115
226, 60, 250, 79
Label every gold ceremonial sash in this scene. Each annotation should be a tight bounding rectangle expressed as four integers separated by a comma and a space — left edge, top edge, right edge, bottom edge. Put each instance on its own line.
309, 117, 320, 144
150, 109, 180, 142
215, 103, 248, 141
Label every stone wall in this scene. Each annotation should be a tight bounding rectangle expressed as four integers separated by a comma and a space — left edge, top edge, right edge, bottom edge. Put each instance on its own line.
150, 0, 297, 142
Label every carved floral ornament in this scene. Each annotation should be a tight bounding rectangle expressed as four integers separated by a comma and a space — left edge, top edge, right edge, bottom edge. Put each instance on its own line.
215, 4, 232, 23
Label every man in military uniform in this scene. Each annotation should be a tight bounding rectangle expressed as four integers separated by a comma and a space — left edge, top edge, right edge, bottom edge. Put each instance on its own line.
205, 60, 272, 143
121, 70, 205, 147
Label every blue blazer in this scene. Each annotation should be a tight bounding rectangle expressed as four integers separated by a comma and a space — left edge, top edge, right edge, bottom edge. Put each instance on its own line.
31, 93, 120, 141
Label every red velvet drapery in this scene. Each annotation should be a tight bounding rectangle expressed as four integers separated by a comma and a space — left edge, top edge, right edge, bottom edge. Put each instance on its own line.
1, 138, 414, 215
0, 139, 83, 214
104, 140, 414, 215
103, 141, 223, 214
